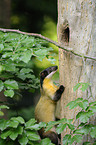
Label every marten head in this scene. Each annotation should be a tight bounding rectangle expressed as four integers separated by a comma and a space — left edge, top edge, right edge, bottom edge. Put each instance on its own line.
40, 66, 58, 88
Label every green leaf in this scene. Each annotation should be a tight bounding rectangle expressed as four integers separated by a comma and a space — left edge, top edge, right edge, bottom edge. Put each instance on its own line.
71, 135, 82, 143
57, 118, 67, 123
78, 100, 89, 110
10, 53, 20, 61
40, 138, 54, 145
66, 101, 78, 109
0, 72, 14, 79
25, 118, 37, 128
66, 98, 88, 110
56, 123, 67, 134
0, 44, 4, 52
0, 65, 4, 73
90, 126, 96, 138
4, 89, 14, 98
89, 101, 96, 106
20, 68, 33, 74
34, 49, 48, 61
0, 80, 4, 91
0, 105, 9, 109
8, 120, 19, 128
38, 122, 46, 128
76, 110, 93, 123
74, 125, 91, 135
1, 130, 11, 139
20, 50, 32, 63
45, 121, 57, 132
67, 124, 75, 130
73, 83, 81, 92
0, 119, 9, 130
28, 124, 41, 130
3, 62, 16, 72
90, 105, 96, 112
67, 119, 74, 124
0, 110, 4, 116
63, 134, 71, 145
11, 116, 25, 124
73, 83, 91, 92
26, 121, 46, 131
19, 134, 28, 145
4, 80, 18, 89
9, 126, 23, 140
26, 130, 40, 141
80, 83, 91, 92
2, 52, 13, 58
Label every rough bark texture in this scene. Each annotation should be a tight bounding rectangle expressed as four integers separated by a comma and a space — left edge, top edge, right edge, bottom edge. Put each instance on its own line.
0, 0, 11, 28
57, 0, 96, 144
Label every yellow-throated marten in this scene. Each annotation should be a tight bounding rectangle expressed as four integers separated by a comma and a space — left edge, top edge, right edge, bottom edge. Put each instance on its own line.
35, 66, 65, 145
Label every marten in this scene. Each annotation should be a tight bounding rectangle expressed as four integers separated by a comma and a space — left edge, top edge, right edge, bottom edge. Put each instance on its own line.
35, 66, 65, 145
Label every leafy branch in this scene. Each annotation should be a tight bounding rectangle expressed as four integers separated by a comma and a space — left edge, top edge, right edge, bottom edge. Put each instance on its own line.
0, 28, 96, 61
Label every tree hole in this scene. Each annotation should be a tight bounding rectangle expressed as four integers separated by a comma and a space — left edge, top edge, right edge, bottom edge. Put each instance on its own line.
60, 20, 70, 45
61, 26, 70, 43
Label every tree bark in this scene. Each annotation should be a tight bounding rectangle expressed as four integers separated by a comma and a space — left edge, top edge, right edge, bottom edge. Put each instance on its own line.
58, 0, 96, 144
0, 0, 11, 28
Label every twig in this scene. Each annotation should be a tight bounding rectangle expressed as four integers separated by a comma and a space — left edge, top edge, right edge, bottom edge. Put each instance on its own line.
0, 28, 96, 61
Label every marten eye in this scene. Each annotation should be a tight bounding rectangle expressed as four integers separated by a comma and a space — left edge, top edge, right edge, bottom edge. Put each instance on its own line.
40, 71, 48, 78
41, 72, 44, 77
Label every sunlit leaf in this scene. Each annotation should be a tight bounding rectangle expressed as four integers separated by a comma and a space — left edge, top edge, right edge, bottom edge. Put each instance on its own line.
0, 105, 9, 109
4, 80, 18, 89
56, 123, 67, 134
4, 89, 14, 98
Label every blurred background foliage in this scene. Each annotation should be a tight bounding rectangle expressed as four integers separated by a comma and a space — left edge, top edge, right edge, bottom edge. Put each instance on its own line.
0, 0, 58, 121
10, 0, 58, 73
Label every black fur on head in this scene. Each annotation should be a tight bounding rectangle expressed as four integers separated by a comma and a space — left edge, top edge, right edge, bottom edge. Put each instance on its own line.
40, 66, 58, 88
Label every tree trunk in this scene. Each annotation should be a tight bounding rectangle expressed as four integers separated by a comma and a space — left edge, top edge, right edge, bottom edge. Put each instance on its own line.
57, 0, 96, 144
0, 0, 11, 28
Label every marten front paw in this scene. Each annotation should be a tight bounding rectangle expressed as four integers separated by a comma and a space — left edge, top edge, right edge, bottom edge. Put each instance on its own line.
59, 85, 65, 93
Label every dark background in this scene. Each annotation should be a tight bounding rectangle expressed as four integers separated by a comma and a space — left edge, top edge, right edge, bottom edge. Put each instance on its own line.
0, 0, 58, 120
